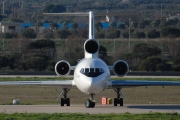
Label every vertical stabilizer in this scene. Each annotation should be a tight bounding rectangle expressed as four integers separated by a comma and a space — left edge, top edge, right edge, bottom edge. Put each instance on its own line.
89, 11, 94, 39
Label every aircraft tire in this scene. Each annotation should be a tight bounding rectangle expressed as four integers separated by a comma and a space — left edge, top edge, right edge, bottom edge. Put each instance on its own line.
85, 99, 92, 108
91, 101, 95, 108
120, 98, 123, 106
61, 98, 64, 106
114, 98, 117, 106
66, 98, 70, 106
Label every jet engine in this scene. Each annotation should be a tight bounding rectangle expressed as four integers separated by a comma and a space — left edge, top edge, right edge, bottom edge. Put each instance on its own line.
55, 60, 71, 76
112, 60, 129, 77
84, 39, 99, 54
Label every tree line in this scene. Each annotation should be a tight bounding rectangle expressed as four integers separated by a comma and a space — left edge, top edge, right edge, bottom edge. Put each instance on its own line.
0, 39, 56, 71
0, 38, 180, 72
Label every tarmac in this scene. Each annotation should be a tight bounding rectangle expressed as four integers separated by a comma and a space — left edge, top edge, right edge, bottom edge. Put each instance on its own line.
0, 104, 180, 114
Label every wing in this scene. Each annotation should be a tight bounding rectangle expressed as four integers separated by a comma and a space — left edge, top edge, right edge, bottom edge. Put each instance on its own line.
0, 80, 75, 88
109, 80, 180, 88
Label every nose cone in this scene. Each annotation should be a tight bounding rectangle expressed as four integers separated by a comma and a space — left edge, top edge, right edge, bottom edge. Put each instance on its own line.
81, 77, 94, 93
82, 77, 108, 94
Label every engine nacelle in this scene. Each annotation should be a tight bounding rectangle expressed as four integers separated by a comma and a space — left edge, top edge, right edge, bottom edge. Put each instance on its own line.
84, 39, 99, 54
113, 60, 129, 77
55, 60, 71, 76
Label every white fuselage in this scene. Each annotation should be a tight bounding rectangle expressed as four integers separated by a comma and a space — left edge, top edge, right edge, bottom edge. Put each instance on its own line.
74, 58, 110, 94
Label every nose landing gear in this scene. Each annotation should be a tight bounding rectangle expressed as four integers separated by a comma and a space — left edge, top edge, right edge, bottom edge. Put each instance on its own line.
85, 93, 95, 108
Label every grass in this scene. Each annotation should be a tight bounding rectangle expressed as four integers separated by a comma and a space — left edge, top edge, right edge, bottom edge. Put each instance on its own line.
0, 113, 179, 120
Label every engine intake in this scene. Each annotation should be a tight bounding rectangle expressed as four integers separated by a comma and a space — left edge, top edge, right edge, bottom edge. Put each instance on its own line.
84, 39, 99, 54
55, 60, 71, 76
113, 60, 129, 77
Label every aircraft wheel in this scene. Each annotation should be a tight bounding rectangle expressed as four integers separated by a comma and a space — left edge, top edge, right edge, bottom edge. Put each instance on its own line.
85, 99, 95, 108
61, 98, 64, 106
91, 101, 95, 108
66, 98, 70, 106
120, 98, 123, 106
114, 98, 117, 106
85, 99, 91, 108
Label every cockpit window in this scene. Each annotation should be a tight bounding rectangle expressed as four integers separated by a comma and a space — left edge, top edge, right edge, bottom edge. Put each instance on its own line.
95, 68, 99, 73
80, 68, 104, 77
90, 68, 94, 72
85, 68, 89, 73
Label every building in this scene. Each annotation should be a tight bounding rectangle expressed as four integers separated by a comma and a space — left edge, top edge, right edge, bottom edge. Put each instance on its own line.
168, 14, 180, 20
21, 23, 35, 29
0, 22, 21, 34
0, 21, 119, 34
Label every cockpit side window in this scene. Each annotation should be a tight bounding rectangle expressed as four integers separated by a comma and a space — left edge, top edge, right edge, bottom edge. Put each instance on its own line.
80, 68, 84, 73
80, 68, 104, 77
100, 68, 104, 73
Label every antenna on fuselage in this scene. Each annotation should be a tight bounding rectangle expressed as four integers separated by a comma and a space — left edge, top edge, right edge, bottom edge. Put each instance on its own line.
43, 11, 95, 39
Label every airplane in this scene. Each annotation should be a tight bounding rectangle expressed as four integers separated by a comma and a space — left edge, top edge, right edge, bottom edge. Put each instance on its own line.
1, 11, 180, 108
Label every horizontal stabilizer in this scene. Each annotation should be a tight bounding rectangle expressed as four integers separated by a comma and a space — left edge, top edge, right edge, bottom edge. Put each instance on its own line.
43, 12, 89, 16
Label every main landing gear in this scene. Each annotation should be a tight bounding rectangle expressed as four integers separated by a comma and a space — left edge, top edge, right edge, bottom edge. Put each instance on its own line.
85, 93, 95, 108
57, 88, 71, 106
57, 88, 126, 108
113, 88, 127, 106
